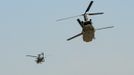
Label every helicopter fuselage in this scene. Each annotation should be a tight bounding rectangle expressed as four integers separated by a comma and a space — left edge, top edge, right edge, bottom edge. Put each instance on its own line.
82, 23, 95, 42
36, 57, 44, 64
64, 1, 106, 42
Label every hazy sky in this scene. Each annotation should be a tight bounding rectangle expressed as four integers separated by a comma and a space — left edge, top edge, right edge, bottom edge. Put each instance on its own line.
0, 0, 134, 75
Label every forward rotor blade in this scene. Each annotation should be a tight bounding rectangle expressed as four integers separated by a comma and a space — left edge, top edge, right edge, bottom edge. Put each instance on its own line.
96, 26, 114, 30
26, 55, 37, 58
67, 33, 82, 41
56, 14, 82, 21
85, 1, 94, 14
87, 12, 104, 15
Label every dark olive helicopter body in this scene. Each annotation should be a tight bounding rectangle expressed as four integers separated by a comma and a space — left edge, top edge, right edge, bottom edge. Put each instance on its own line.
82, 22, 95, 42
80, 12, 95, 42
57, 1, 114, 42
26, 52, 45, 64
77, 18, 95, 42
35, 53, 45, 64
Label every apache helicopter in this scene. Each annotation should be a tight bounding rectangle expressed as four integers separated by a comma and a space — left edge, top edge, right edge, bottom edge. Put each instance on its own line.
57, 1, 114, 42
26, 52, 45, 64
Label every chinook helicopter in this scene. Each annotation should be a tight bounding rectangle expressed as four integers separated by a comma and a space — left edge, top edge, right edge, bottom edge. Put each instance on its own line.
57, 1, 114, 42
26, 52, 45, 64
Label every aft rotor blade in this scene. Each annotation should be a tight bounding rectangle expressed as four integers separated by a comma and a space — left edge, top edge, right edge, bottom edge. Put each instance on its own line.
26, 55, 37, 58
96, 26, 114, 30
87, 12, 104, 15
85, 1, 94, 14
77, 19, 84, 28
56, 14, 82, 21
67, 33, 82, 41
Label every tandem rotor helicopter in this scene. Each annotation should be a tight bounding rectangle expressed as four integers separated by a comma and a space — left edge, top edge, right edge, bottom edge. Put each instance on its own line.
57, 1, 114, 42
26, 52, 45, 64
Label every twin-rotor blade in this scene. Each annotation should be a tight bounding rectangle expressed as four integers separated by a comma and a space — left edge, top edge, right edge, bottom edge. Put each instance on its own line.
85, 1, 94, 14
77, 19, 84, 28
67, 19, 83, 41
87, 12, 104, 15
56, 1, 104, 22
56, 12, 104, 21
96, 26, 114, 30
67, 33, 83, 41
56, 14, 81, 21
26, 55, 37, 58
